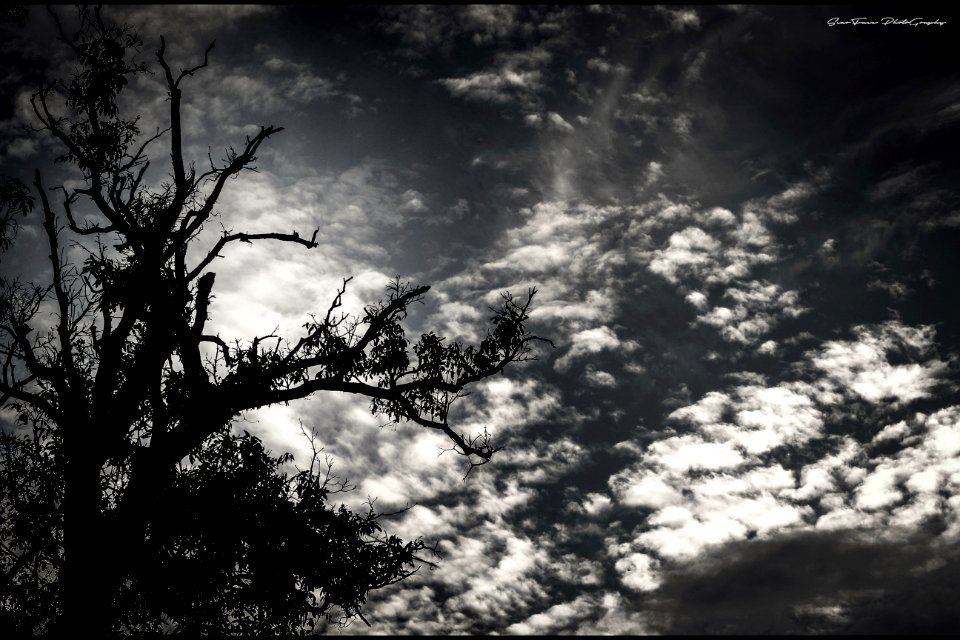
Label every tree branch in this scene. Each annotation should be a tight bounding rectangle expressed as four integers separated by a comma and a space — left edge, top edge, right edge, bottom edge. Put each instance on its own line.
191, 272, 216, 335
35, 172, 77, 384
199, 335, 233, 366
187, 229, 318, 281
174, 125, 283, 253
156, 35, 188, 194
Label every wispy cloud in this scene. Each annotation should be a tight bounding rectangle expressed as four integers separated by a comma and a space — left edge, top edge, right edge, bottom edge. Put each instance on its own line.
438, 48, 552, 109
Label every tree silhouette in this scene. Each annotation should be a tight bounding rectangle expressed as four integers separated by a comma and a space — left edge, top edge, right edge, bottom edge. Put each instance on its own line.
0, 7, 548, 635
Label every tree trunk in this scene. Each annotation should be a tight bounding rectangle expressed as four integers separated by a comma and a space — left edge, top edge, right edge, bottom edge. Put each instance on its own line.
56, 453, 113, 637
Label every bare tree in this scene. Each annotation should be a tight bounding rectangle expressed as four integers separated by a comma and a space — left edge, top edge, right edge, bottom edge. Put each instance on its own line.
0, 7, 548, 635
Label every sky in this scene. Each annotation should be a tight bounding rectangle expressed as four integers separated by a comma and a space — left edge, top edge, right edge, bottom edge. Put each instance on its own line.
2, 4, 960, 634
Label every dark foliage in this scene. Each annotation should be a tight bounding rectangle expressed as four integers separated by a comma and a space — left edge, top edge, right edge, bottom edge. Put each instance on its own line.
117, 431, 427, 634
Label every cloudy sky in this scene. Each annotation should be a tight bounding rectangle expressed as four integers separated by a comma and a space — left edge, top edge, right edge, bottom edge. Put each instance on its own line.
3, 4, 960, 634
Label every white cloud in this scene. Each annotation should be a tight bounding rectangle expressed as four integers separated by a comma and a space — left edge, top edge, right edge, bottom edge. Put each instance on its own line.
807, 321, 949, 405
648, 226, 722, 284
439, 48, 552, 108
575, 592, 657, 634
600, 322, 957, 598
695, 206, 737, 227
455, 377, 565, 441
582, 492, 613, 516
587, 56, 628, 74
685, 290, 708, 310
522, 111, 575, 133
611, 470, 683, 509
698, 385, 823, 455
614, 553, 661, 591
637, 177, 829, 346
554, 326, 636, 372
643, 161, 665, 187
636, 513, 748, 560
546, 112, 575, 133
647, 436, 745, 472
461, 5, 520, 44
399, 188, 428, 213
655, 6, 701, 31
583, 367, 618, 388
696, 281, 807, 345
758, 339, 778, 355
504, 594, 595, 635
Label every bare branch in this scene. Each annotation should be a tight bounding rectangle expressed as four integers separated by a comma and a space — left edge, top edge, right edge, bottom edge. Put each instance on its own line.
187, 229, 318, 281
59, 187, 115, 235
174, 125, 284, 251
199, 335, 233, 367
35, 172, 76, 382
156, 35, 188, 192
176, 40, 216, 86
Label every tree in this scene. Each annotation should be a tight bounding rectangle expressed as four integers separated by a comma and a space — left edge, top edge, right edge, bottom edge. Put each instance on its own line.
0, 7, 548, 635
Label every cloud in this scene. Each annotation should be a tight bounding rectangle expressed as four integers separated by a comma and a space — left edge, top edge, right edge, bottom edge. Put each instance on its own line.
586, 56, 628, 74
112, 5, 275, 52
646, 436, 746, 473
867, 278, 910, 299
648, 226, 723, 284
438, 48, 552, 108
2, 136, 38, 160
184, 53, 348, 130
806, 321, 950, 405
921, 210, 960, 230
524, 111, 576, 133
654, 6, 701, 31
865, 165, 930, 202
432, 199, 650, 378
583, 367, 618, 388
597, 313, 957, 610
639, 177, 834, 346
612, 470, 683, 509
504, 594, 596, 635
379, 5, 521, 54
696, 281, 807, 345
452, 377, 566, 445
554, 326, 636, 372
643, 161, 665, 187
645, 210, 780, 289
378, 6, 460, 52
672, 112, 693, 137
181, 156, 458, 356
461, 5, 521, 45
684, 50, 707, 82
354, 524, 552, 634
672, 383, 824, 455
574, 592, 659, 634
615, 553, 662, 591
546, 112, 575, 133
399, 188, 428, 213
